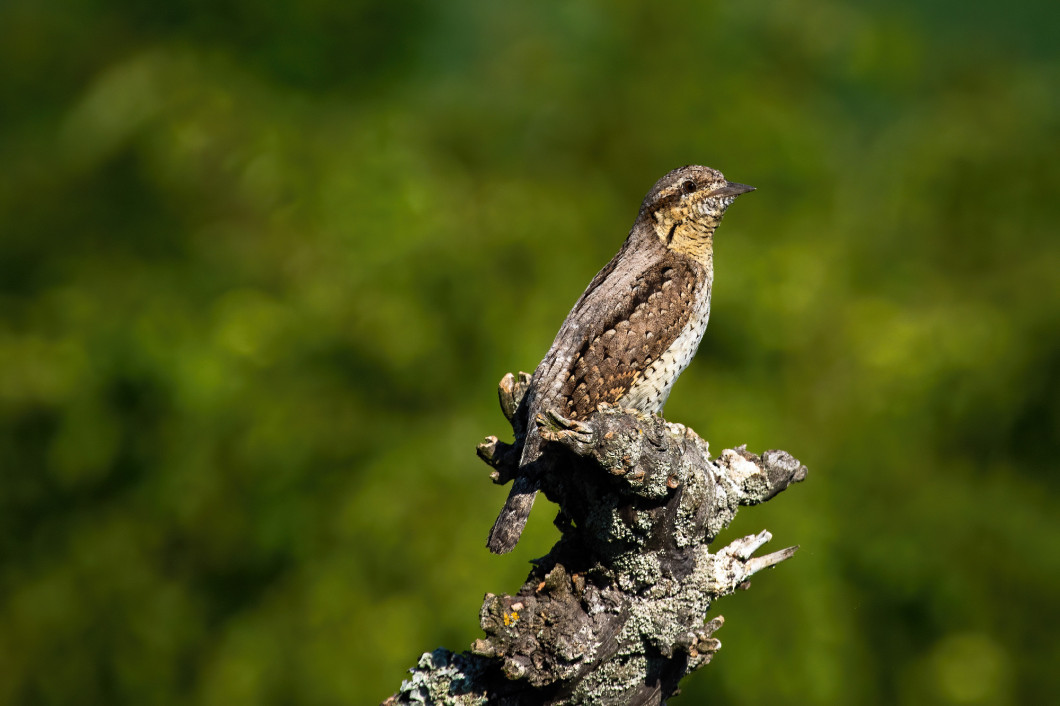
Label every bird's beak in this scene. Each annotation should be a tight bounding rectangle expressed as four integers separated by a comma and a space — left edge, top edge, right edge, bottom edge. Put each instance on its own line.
709, 182, 756, 198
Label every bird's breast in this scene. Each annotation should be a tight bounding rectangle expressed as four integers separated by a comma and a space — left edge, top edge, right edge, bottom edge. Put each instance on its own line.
619, 278, 712, 414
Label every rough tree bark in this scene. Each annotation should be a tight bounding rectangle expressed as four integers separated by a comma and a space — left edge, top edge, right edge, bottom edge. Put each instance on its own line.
384, 372, 807, 705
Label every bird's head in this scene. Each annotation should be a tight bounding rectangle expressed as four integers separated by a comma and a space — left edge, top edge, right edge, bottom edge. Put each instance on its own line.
638, 165, 754, 261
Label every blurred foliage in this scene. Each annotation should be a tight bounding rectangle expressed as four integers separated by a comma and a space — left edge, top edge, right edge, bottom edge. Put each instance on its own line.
0, 0, 1058, 703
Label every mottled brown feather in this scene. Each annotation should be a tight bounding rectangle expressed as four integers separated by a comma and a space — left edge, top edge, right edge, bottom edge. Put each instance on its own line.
488, 165, 744, 554
515, 222, 708, 468
559, 255, 701, 419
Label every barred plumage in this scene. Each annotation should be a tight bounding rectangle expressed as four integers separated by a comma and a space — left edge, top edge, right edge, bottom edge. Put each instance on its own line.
487, 165, 753, 554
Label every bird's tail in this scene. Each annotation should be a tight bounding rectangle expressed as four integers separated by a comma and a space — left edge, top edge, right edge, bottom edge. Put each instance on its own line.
486, 474, 539, 554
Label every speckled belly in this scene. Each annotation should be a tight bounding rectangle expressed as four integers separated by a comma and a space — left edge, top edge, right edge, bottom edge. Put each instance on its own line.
619, 286, 711, 414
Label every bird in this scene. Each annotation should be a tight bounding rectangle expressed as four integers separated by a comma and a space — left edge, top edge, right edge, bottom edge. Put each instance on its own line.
487, 165, 755, 554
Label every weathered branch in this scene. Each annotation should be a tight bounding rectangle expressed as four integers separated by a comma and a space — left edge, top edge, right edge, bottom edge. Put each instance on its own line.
386, 373, 807, 705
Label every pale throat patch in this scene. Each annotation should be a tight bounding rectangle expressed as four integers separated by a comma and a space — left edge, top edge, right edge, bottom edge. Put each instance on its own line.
651, 199, 723, 264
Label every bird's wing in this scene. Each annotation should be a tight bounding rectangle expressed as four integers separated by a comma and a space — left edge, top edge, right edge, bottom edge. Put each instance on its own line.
520, 242, 705, 465
557, 251, 703, 418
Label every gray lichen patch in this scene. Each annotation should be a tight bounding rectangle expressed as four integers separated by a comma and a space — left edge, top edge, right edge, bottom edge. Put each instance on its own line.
385, 375, 808, 706
613, 552, 663, 593
387, 649, 491, 706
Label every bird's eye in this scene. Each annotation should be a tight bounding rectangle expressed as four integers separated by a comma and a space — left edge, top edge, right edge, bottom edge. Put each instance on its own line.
681, 180, 696, 194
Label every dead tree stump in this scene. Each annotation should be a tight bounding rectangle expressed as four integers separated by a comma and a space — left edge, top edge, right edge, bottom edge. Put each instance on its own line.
385, 373, 807, 705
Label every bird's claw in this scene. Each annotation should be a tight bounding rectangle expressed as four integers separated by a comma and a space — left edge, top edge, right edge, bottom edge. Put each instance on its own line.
536, 410, 595, 453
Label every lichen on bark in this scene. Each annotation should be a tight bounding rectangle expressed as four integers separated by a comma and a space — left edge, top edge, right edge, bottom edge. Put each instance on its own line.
385, 373, 807, 705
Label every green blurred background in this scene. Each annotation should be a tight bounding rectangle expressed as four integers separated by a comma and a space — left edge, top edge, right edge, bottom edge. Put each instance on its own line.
1, 0, 1058, 703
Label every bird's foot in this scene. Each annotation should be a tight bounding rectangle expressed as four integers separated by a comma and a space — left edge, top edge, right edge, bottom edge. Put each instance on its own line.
536, 410, 595, 455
